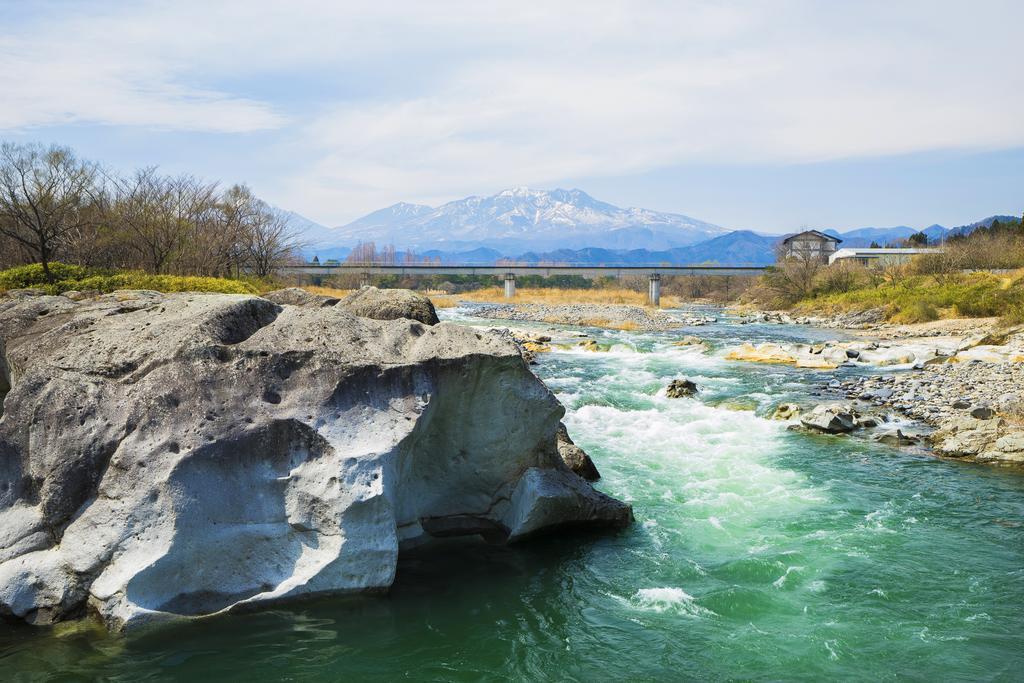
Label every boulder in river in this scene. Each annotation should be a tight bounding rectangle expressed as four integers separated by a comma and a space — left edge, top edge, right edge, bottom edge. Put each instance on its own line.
665, 379, 699, 398
556, 423, 601, 481
800, 405, 856, 434
873, 429, 919, 446
0, 290, 630, 630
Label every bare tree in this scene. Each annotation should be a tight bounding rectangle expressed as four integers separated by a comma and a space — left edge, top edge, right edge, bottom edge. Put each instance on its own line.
244, 203, 302, 278
346, 241, 377, 265
112, 168, 179, 273
764, 243, 823, 303
0, 143, 100, 281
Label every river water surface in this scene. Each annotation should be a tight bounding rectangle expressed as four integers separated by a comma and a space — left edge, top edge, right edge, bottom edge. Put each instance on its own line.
2, 308, 1022, 681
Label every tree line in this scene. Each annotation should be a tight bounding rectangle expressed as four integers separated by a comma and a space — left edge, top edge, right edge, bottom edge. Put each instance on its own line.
0, 142, 303, 281
341, 241, 441, 265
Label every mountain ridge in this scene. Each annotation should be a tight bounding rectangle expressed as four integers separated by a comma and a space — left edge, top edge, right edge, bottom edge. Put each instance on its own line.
316, 187, 726, 252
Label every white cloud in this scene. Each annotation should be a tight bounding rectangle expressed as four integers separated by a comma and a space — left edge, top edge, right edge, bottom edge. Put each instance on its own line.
1, 1, 1021, 222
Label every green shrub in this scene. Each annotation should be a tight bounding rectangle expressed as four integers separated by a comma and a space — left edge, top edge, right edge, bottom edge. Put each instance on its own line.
893, 300, 939, 323
0, 263, 259, 296
0, 262, 90, 290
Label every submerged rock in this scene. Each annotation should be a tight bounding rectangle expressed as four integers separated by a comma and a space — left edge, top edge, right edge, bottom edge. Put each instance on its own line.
665, 379, 699, 398
0, 291, 630, 630
771, 403, 802, 421
672, 335, 706, 348
556, 423, 601, 481
874, 429, 919, 446
338, 286, 439, 325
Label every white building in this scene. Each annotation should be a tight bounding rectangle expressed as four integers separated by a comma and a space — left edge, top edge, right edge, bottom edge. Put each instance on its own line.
828, 247, 942, 266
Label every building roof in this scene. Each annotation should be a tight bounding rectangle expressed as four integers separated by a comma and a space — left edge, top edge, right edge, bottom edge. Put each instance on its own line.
781, 230, 842, 244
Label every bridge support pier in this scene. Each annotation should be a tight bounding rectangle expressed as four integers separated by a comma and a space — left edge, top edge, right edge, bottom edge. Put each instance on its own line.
648, 273, 661, 307
360, 273, 371, 288
504, 273, 516, 299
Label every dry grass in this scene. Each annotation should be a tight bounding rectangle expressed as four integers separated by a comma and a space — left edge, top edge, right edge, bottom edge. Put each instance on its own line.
428, 295, 460, 309
444, 286, 676, 307
569, 318, 641, 331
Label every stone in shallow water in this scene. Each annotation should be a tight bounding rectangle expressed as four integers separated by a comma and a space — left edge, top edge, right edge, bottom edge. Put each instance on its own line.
874, 429, 918, 446
800, 405, 856, 434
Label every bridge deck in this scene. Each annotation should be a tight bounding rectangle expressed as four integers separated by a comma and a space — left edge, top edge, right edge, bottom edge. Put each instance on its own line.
286, 264, 766, 277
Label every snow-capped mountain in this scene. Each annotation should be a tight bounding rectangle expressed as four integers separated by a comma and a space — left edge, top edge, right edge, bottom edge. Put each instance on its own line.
326, 187, 726, 251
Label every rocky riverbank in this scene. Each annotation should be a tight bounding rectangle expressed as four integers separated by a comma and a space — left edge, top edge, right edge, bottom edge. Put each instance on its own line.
0, 288, 631, 631
718, 306, 1024, 465
832, 362, 1024, 464
471, 303, 682, 331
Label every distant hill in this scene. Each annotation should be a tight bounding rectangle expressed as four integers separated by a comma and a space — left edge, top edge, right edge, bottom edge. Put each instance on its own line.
946, 215, 1019, 238
824, 226, 917, 247
507, 231, 778, 266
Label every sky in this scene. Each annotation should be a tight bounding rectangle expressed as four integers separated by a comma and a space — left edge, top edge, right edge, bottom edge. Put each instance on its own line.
1, 0, 1021, 234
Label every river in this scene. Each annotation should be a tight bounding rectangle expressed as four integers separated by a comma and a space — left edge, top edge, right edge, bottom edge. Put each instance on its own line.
2, 307, 1022, 681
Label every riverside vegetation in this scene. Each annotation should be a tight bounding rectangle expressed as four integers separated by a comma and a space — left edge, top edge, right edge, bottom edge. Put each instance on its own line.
751, 215, 1024, 325
0, 142, 302, 282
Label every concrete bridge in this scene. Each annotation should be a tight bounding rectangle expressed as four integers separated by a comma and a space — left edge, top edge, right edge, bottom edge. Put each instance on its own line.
284, 264, 767, 305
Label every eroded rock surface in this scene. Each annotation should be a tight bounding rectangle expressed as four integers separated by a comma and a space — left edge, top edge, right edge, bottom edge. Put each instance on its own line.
262, 287, 340, 307
0, 290, 630, 630
339, 286, 439, 325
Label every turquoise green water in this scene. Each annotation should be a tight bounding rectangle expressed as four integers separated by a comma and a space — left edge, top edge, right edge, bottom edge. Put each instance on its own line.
2, 312, 1022, 681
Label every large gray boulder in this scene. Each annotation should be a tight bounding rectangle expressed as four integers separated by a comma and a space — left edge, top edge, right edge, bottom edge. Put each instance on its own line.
0, 291, 630, 630
338, 286, 439, 325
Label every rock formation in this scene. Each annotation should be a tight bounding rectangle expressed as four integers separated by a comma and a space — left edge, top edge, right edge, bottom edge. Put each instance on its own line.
262, 287, 340, 307
338, 286, 439, 325
0, 290, 630, 631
